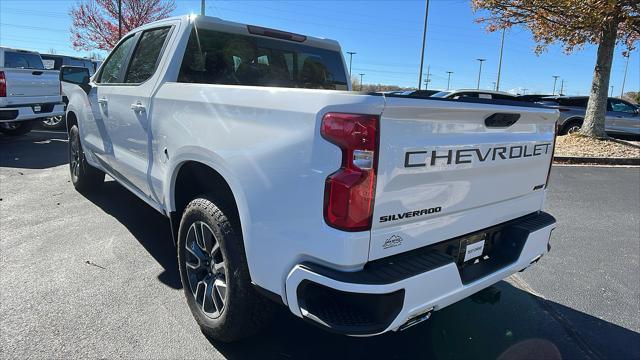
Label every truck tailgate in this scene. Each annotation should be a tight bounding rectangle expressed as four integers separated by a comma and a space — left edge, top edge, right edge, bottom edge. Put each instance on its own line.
4, 69, 60, 98
370, 97, 557, 260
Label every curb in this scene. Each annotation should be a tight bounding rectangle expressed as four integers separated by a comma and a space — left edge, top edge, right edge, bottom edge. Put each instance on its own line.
554, 156, 640, 166
608, 138, 640, 149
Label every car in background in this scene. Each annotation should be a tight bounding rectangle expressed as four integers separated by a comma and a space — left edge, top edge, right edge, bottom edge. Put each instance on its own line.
0, 47, 64, 136
517, 94, 556, 102
431, 89, 518, 101
537, 96, 639, 136
40, 54, 97, 129
396, 89, 440, 98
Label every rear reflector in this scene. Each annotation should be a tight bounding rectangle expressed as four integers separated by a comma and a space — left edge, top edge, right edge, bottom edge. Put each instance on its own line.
0, 71, 6, 97
321, 113, 379, 231
247, 25, 307, 42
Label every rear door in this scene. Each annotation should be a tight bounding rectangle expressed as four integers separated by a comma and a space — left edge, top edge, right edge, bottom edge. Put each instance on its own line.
369, 97, 557, 260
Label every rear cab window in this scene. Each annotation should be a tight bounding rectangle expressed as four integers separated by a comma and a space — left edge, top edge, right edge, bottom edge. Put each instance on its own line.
177, 27, 348, 90
4, 51, 44, 70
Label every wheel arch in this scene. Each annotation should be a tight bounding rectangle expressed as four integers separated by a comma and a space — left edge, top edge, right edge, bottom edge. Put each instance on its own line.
166, 155, 250, 248
558, 116, 584, 135
65, 110, 78, 133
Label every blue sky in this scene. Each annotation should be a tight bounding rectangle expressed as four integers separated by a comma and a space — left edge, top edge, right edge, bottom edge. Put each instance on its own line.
1, 0, 638, 95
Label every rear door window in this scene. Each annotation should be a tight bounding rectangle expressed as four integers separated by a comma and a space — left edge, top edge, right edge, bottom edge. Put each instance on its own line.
4, 51, 44, 69
178, 28, 348, 90
124, 27, 171, 83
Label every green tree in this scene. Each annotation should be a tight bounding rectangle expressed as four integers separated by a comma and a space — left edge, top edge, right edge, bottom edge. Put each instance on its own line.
472, 0, 639, 138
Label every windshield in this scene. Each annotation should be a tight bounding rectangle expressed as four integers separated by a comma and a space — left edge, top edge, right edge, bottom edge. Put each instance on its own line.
4, 51, 45, 70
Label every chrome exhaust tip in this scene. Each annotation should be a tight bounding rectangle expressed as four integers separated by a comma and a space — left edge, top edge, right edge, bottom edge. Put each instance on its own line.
399, 307, 433, 331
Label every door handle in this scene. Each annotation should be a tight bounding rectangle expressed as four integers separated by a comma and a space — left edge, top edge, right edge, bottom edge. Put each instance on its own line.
98, 97, 108, 104
131, 101, 146, 112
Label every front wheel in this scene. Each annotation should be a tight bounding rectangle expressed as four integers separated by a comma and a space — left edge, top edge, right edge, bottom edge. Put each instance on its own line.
68, 125, 104, 192
0, 121, 33, 136
177, 195, 274, 342
560, 119, 583, 135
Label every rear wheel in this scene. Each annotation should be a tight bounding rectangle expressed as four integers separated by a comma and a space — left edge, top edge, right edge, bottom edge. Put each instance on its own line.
0, 121, 33, 136
68, 125, 104, 192
42, 115, 66, 130
177, 195, 274, 342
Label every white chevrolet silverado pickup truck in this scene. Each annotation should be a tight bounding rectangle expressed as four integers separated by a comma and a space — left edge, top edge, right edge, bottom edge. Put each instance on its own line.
0, 47, 65, 135
61, 15, 558, 342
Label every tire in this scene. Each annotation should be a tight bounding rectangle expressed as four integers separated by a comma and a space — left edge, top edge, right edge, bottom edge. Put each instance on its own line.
42, 115, 66, 130
0, 121, 33, 136
68, 125, 104, 192
560, 119, 583, 135
177, 195, 274, 342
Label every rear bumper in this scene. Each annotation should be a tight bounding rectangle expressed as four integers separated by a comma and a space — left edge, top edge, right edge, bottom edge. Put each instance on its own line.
0, 103, 65, 122
285, 211, 556, 336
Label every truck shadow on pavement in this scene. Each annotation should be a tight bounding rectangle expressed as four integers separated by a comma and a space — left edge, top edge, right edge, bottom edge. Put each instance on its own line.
0, 131, 70, 169
211, 281, 640, 360
82, 180, 182, 289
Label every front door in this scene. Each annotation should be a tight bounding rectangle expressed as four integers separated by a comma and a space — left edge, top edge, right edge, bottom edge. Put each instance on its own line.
89, 27, 171, 198
607, 98, 640, 135
83, 34, 138, 164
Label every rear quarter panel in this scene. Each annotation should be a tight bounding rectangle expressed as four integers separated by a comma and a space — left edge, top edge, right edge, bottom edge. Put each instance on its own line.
152, 83, 384, 298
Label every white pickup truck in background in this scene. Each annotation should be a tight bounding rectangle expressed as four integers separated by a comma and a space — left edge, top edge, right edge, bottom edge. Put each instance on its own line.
0, 47, 65, 136
61, 15, 558, 342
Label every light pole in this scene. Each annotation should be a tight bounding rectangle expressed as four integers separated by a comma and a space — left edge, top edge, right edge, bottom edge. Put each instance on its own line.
346, 51, 356, 77
559, 79, 565, 95
446, 71, 453, 90
552, 75, 560, 95
610, 86, 614, 97
620, 53, 630, 97
424, 65, 431, 90
201, 0, 205, 15
492, 81, 496, 91
476, 58, 486, 90
496, 28, 505, 91
417, 0, 430, 90
522, 88, 528, 95
359, 73, 365, 91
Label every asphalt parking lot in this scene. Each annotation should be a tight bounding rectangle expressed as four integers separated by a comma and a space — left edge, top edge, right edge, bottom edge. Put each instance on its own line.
1, 130, 639, 359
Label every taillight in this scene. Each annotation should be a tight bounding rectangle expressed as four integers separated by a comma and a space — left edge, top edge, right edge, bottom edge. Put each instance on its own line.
321, 113, 379, 231
0, 71, 6, 97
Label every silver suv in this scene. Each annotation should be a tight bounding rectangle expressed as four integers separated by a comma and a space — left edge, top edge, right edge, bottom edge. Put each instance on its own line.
538, 96, 639, 136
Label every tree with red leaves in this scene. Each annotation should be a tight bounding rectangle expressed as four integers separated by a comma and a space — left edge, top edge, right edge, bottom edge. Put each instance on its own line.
70, 0, 176, 52
472, 0, 639, 138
